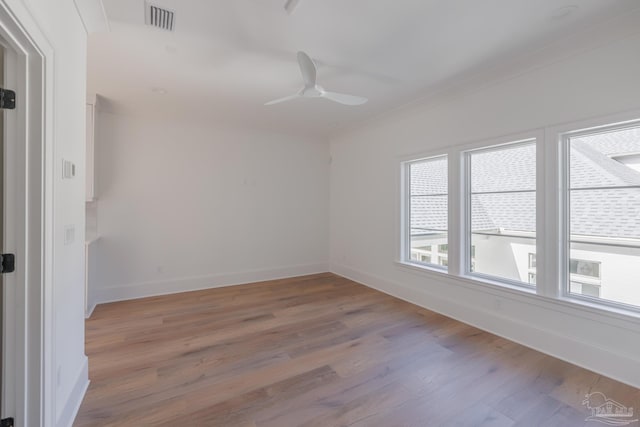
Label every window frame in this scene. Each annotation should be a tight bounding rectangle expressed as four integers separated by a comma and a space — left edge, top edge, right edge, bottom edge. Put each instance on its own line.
462, 138, 538, 288
401, 153, 449, 272
397, 112, 640, 319
559, 118, 640, 312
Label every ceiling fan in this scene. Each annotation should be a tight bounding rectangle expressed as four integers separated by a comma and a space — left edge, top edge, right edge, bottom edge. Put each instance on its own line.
284, 0, 301, 14
265, 52, 369, 107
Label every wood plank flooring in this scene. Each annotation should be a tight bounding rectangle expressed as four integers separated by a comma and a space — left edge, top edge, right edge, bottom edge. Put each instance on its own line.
75, 273, 640, 426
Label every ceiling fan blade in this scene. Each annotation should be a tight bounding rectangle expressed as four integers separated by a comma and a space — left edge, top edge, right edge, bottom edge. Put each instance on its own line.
264, 94, 300, 106
284, 0, 302, 14
321, 91, 368, 106
297, 51, 317, 87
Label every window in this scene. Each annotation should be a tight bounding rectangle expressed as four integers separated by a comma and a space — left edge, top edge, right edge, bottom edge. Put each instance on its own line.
528, 253, 536, 269
569, 259, 600, 279
407, 155, 448, 270
527, 254, 537, 285
527, 253, 601, 292
570, 282, 601, 298
566, 124, 640, 308
466, 140, 536, 285
400, 118, 640, 315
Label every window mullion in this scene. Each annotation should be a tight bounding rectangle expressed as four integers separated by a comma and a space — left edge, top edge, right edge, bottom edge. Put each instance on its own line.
400, 161, 411, 262
539, 129, 562, 298
448, 150, 463, 277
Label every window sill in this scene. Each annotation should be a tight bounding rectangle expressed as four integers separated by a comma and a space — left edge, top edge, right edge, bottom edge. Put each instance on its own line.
398, 260, 448, 276
555, 293, 640, 323
396, 260, 536, 298
395, 260, 640, 330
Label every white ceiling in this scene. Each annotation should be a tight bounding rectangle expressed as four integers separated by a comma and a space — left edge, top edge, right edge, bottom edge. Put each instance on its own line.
88, 0, 640, 136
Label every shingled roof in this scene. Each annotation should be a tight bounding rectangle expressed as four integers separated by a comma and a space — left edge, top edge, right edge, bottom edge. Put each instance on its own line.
411, 127, 640, 240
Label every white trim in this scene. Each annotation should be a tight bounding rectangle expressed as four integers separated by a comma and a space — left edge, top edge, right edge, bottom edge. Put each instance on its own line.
448, 151, 463, 277
400, 130, 544, 289
331, 263, 640, 388
400, 154, 449, 271
73, 0, 109, 34
1, 37, 18, 423
397, 110, 640, 321
556, 113, 640, 313
462, 136, 539, 285
454, 129, 544, 157
85, 303, 96, 319
395, 259, 640, 325
55, 357, 89, 427
95, 263, 330, 304
540, 126, 562, 299
398, 260, 536, 300
396, 127, 545, 164
548, 110, 640, 139
396, 156, 408, 264
0, 1, 57, 425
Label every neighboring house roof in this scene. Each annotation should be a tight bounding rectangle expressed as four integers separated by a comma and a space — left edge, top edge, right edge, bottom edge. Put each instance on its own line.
411, 128, 640, 240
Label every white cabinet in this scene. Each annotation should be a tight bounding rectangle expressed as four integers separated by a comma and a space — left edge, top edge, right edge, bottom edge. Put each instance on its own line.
86, 95, 96, 201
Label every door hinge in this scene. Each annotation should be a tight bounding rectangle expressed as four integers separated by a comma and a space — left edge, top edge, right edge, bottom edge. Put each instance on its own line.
1, 254, 15, 274
0, 88, 15, 109
0, 417, 14, 427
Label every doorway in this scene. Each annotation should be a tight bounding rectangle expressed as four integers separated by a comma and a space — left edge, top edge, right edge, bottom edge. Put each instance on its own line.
0, 1, 54, 425
0, 43, 4, 418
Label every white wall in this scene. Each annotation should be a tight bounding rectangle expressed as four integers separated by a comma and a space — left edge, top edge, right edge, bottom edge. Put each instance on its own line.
330, 20, 640, 387
91, 112, 329, 304
6, 0, 89, 425
570, 243, 640, 307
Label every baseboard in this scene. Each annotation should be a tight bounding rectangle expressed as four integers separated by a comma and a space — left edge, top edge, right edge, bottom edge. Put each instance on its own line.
95, 262, 330, 304
85, 303, 96, 319
56, 355, 89, 427
330, 263, 640, 389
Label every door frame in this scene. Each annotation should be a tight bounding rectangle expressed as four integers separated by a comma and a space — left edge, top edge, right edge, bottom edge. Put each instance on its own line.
0, 1, 54, 426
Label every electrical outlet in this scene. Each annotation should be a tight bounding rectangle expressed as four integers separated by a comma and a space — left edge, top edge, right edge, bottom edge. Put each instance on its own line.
64, 225, 75, 245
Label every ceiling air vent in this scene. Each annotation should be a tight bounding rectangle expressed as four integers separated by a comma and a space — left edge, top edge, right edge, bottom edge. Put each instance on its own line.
145, 3, 175, 31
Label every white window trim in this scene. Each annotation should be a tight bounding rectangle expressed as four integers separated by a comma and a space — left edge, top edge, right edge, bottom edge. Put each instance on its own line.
462, 137, 539, 287
556, 115, 640, 313
397, 109, 640, 321
400, 153, 449, 273
394, 258, 640, 327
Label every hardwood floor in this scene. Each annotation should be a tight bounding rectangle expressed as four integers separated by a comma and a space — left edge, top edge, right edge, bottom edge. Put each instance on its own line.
75, 273, 640, 426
